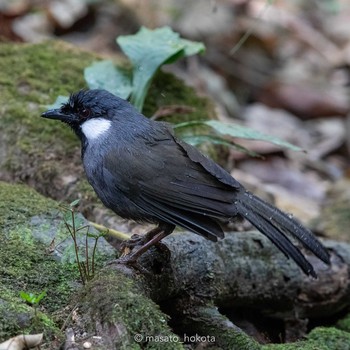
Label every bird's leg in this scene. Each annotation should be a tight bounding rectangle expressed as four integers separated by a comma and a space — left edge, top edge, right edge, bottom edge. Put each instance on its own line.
119, 223, 175, 265
120, 225, 163, 252
144, 225, 167, 241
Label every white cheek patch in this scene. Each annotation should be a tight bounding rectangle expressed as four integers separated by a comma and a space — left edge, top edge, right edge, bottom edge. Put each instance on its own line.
81, 118, 112, 140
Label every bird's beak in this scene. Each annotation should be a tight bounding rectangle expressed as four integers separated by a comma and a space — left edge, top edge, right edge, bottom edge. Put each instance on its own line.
41, 109, 73, 122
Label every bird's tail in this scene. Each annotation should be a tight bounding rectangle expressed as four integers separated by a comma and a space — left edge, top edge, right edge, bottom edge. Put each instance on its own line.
235, 191, 330, 277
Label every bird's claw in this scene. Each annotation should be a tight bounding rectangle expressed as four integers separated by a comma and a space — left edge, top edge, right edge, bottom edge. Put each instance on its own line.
120, 234, 146, 251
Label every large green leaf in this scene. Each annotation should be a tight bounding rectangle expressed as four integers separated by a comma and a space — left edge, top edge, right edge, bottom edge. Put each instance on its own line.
84, 60, 132, 99
117, 26, 205, 111
181, 134, 260, 156
175, 120, 302, 151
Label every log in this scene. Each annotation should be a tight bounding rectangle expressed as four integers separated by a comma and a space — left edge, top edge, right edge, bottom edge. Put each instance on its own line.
136, 231, 349, 318
73, 230, 350, 348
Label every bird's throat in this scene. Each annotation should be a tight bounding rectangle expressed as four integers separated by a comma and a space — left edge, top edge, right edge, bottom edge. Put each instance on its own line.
81, 118, 112, 140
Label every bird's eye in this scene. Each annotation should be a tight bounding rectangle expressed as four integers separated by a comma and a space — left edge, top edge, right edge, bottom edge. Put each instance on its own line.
80, 108, 91, 119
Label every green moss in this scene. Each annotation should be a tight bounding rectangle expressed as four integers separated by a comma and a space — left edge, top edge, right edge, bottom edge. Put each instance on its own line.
0, 286, 61, 341
0, 41, 92, 146
0, 228, 76, 340
263, 327, 350, 350
0, 181, 58, 228
144, 70, 215, 122
0, 226, 79, 308
0, 182, 80, 341
0, 41, 96, 200
337, 313, 350, 333
82, 270, 184, 349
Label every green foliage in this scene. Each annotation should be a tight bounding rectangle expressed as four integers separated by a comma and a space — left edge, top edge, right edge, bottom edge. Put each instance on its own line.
84, 26, 205, 111
19, 291, 46, 306
175, 120, 302, 152
60, 199, 106, 284
84, 60, 132, 99
19, 290, 47, 330
116, 26, 205, 111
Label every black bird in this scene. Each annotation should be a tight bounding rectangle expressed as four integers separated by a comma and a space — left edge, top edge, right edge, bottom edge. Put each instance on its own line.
42, 89, 330, 277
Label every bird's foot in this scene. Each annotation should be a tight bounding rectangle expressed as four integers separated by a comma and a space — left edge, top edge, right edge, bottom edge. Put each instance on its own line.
119, 232, 168, 257
107, 224, 174, 273
113, 234, 154, 274
120, 234, 146, 253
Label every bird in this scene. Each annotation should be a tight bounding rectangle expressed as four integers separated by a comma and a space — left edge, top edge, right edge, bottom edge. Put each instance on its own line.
41, 89, 330, 277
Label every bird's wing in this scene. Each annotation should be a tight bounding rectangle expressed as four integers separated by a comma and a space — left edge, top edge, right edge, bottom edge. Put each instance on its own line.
100, 124, 330, 276
102, 128, 240, 240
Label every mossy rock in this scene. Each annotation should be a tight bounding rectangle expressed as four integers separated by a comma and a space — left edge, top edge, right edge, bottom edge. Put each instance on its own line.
0, 41, 93, 205
79, 269, 184, 349
0, 182, 77, 342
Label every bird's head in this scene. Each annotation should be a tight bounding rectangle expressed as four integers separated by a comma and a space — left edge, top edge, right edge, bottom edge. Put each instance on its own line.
41, 89, 124, 141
